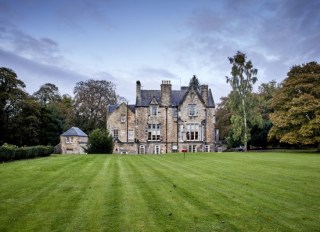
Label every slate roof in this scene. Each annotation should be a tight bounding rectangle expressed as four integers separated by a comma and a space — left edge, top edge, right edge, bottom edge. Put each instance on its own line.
137, 87, 214, 108
107, 104, 136, 114
108, 85, 215, 113
61, 127, 87, 137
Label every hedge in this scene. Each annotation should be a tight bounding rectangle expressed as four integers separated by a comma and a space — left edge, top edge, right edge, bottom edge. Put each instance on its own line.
0, 145, 54, 162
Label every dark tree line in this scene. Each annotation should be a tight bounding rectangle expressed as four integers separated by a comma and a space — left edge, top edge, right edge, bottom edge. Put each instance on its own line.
0, 67, 120, 147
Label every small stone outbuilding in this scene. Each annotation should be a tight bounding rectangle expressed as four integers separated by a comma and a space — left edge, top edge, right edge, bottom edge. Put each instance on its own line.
60, 127, 88, 154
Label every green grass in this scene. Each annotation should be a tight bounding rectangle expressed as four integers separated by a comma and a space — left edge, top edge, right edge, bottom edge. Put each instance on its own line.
0, 152, 319, 232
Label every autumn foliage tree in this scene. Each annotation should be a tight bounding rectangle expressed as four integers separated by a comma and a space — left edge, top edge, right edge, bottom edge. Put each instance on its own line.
269, 62, 320, 150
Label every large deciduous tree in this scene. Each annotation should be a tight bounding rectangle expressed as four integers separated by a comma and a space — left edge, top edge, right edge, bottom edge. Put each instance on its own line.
33, 83, 61, 106
269, 62, 320, 150
0, 67, 27, 145
73, 79, 117, 132
226, 51, 262, 151
249, 81, 279, 148
215, 97, 232, 141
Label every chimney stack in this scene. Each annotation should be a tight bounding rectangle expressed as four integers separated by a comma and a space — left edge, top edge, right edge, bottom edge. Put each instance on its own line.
201, 85, 208, 106
161, 80, 172, 107
136, 80, 141, 105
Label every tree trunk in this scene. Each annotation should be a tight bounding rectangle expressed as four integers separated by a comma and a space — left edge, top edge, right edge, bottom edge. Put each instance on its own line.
242, 98, 248, 152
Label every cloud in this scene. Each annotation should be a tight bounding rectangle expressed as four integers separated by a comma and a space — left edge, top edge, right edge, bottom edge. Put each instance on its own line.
56, 0, 113, 31
0, 48, 89, 95
0, 20, 63, 65
137, 67, 179, 80
173, 0, 320, 101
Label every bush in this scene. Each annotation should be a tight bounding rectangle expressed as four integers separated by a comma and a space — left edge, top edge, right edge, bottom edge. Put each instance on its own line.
86, 129, 113, 154
0, 146, 16, 162
0, 144, 54, 162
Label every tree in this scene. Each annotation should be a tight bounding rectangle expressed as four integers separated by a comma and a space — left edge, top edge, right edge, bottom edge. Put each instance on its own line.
33, 83, 61, 106
269, 62, 320, 150
0, 67, 27, 145
32, 83, 66, 145
249, 81, 279, 148
73, 79, 117, 132
226, 51, 262, 151
86, 128, 113, 154
7, 96, 41, 146
215, 96, 232, 141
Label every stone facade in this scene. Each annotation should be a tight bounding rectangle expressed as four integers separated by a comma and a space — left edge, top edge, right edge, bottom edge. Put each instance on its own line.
107, 80, 215, 154
60, 127, 88, 154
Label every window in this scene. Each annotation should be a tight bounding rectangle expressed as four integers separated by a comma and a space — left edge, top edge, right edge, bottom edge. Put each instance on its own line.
128, 129, 134, 141
150, 105, 158, 116
120, 114, 126, 123
148, 124, 161, 141
188, 104, 197, 116
186, 123, 200, 141
139, 145, 145, 154
205, 145, 210, 152
179, 124, 184, 141
154, 145, 161, 154
188, 145, 196, 153
66, 137, 73, 143
113, 129, 119, 140
172, 108, 178, 117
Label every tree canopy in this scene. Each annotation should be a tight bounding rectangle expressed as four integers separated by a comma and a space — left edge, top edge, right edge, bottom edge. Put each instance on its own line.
269, 62, 320, 149
33, 83, 61, 106
226, 51, 262, 150
86, 128, 113, 154
0, 68, 27, 144
73, 79, 118, 132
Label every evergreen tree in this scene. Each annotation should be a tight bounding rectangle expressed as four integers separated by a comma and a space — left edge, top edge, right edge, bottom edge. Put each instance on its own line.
86, 129, 113, 154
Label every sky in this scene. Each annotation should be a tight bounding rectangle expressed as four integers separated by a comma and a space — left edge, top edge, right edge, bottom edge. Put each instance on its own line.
0, 0, 319, 104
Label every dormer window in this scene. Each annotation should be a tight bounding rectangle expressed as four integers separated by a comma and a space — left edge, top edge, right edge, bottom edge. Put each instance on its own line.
150, 105, 158, 116
188, 104, 197, 116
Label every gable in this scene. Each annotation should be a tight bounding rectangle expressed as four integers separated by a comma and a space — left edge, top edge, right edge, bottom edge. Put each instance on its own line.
149, 97, 159, 105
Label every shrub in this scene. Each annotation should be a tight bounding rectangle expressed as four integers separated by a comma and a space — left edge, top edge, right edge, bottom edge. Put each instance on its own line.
86, 129, 113, 154
0, 146, 16, 162
0, 144, 54, 162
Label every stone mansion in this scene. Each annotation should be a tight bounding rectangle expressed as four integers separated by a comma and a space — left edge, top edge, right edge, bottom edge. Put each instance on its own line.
106, 78, 216, 154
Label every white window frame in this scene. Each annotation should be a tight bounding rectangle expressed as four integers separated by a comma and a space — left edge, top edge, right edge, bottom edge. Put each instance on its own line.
205, 145, 210, 152
128, 129, 134, 141
186, 123, 200, 141
66, 137, 73, 144
154, 145, 161, 154
188, 145, 196, 153
188, 104, 197, 116
150, 105, 158, 116
148, 124, 161, 141
139, 145, 145, 154
113, 129, 119, 140
120, 114, 126, 123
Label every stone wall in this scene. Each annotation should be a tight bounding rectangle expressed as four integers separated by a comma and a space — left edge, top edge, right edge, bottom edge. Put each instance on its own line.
60, 136, 88, 154
107, 82, 215, 154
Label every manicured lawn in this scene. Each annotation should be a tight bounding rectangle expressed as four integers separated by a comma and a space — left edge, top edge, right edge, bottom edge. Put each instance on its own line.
0, 152, 319, 231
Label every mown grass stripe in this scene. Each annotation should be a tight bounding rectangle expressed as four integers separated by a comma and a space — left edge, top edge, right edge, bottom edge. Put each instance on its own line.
1, 152, 319, 232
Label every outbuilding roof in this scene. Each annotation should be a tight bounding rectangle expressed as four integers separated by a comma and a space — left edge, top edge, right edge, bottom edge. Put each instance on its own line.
61, 127, 87, 137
